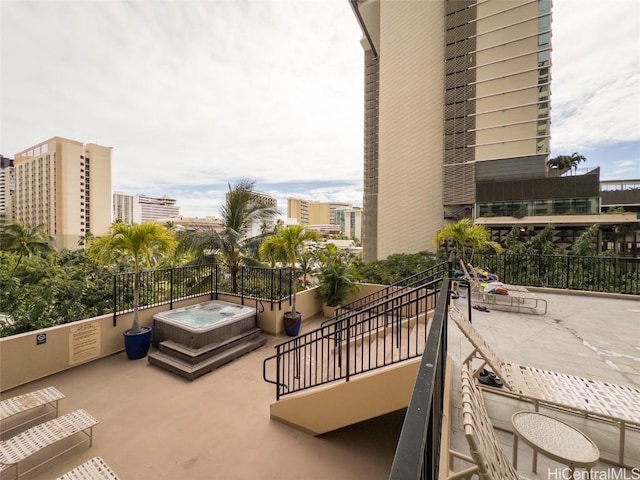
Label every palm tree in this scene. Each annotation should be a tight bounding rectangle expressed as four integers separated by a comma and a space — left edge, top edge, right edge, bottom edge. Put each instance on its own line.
0, 222, 53, 276
260, 225, 319, 320
433, 218, 502, 263
548, 152, 586, 175
88, 222, 177, 333
180, 180, 277, 291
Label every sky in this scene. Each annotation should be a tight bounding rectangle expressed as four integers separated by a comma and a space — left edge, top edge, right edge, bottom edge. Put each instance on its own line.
1, 0, 639, 220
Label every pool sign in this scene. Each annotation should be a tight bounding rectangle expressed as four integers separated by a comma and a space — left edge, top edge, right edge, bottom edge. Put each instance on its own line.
36, 333, 47, 345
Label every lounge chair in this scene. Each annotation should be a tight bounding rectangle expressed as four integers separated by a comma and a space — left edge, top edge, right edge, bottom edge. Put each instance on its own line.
0, 387, 65, 436
56, 456, 119, 480
0, 409, 99, 479
449, 305, 640, 466
446, 364, 528, 480
459, 261, 547, 315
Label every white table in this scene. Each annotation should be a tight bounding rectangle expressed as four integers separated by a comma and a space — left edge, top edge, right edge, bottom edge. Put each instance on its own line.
511, 411, 600, 474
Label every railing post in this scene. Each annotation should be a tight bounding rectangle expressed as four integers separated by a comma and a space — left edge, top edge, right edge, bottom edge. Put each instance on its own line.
566, 255, 571, 290
241, 266, 245, 305
345, 315, 351, 382
170, 268, 174, 310
112, 275, 117, 327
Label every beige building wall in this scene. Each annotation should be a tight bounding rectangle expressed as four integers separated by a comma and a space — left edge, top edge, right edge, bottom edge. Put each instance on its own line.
371, 0, 445, 259
14, 137, 112, 250
308, 203, 331, 224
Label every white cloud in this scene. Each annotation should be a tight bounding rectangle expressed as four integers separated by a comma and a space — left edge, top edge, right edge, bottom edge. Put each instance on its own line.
2, 0, 638, 218
550, 0, 640, 153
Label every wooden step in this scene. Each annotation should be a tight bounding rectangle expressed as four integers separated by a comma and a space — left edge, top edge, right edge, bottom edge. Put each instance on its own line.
148, 336, 267, 381
158, 328, 262, 365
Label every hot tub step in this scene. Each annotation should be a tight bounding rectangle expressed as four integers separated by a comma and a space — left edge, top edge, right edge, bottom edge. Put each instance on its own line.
158, 328, 263, 365
148, 335, 267, 381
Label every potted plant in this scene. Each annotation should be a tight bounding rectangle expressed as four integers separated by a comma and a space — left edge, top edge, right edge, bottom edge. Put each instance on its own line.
316, 244, 361, 317
88, 222, 177, 359
260, 225, 319, 336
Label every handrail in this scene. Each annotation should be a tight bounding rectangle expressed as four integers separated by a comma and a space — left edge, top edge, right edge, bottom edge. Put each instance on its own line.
321, 261, 450, 329
388, 278, 471, 479
264, 277, 444, 400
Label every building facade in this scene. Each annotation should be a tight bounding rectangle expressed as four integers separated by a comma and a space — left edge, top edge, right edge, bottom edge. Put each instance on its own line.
287, 198, 353, 229
13, 137, 112, 250
351, 0, 553, 261
0, 156, 15, 224
112, 192, 181, 224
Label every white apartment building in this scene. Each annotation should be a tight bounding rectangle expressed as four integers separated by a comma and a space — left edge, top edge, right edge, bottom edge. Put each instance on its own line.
112, 192, 180, 224
14, 137, 112, 250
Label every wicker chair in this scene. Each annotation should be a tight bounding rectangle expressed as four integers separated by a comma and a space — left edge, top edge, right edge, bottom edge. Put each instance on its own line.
450, 305, 640, 466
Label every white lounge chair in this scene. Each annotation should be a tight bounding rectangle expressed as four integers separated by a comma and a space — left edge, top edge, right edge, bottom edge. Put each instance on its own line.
0, 409, 99, 479
56, 456, 119, 480
459, 261, 547, 315
449, 305, 640, 466
0, 386, 64, 436
446, 364, 528, 480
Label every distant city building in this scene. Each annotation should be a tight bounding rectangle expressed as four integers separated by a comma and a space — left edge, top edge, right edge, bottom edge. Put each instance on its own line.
287, 198, 354, 231
155, 216, 224, 232
227, 190, 277, 238
112, 192, 180, 224
0, 156, 15, 224
14, 137, 112, 250
335, 206, 363, 241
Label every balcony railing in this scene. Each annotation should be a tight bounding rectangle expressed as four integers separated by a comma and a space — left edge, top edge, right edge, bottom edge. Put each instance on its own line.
113, 264, 293, 325
470, 254, 639, 295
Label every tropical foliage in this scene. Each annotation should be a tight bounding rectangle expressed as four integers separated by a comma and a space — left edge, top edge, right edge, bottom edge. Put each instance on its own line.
433, 219, 502, 262
547, 152, 586, 175
0, 222, 53, 275
179, 180, 278, 291
88, 222, 177, 333
259, 224, 319, 314
357, 251, 438, 285
315, 244, 361, 307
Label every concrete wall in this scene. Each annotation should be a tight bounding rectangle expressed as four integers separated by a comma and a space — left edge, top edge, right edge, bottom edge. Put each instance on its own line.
0, 284, 385, 392
270, 358, 421, 435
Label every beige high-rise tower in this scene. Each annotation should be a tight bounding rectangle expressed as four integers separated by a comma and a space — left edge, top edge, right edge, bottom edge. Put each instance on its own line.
14, 137, 112, 250
351, 0, 552, 261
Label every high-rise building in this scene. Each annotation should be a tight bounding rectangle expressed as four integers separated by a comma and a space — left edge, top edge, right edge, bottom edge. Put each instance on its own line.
350, 0, 552, 261
287, 198, 352, 227
113, 192, 180, 224
0, 156, 15, 224
13, 137, 112, 250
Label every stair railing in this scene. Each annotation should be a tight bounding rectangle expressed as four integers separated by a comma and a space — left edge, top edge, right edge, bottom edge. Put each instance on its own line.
263, 277, 444, 400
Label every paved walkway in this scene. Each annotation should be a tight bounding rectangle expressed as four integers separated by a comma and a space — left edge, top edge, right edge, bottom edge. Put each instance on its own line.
448, 291, 640, 476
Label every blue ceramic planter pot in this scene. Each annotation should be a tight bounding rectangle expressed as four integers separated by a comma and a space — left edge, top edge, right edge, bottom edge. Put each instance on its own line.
284, 312, 302, 337
123, 326, 152, 360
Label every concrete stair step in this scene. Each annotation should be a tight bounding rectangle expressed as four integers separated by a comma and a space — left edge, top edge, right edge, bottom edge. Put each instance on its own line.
148, 336, 267, 381
159, 328, 262, 364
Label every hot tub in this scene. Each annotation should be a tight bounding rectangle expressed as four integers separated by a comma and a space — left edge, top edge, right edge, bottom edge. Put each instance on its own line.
153, 300, 257, 349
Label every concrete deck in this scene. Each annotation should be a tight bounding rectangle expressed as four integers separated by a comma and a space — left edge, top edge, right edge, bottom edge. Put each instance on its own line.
1, 292, 639, 479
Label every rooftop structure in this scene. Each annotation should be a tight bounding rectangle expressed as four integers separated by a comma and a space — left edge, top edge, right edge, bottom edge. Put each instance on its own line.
1, 289, 638, 478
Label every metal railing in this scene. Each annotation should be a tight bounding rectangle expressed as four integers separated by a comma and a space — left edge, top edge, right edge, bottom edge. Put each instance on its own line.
263, 277, 444, 400
469, 254, 639, 295
388, 279, 470, 480
321, 261, 450, 328
113, 264, 293, 324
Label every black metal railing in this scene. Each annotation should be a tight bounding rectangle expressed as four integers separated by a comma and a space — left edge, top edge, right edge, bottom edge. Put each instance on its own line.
113, 264, 293, 324
388, 278, 468, 480
263, 278, 444, 400
468, 254, 639, 295
321, 261, 450, 328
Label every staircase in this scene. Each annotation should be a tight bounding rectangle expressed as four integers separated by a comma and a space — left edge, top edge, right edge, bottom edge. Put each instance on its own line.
149, 328, 266, 381
263, 274, 445, 433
